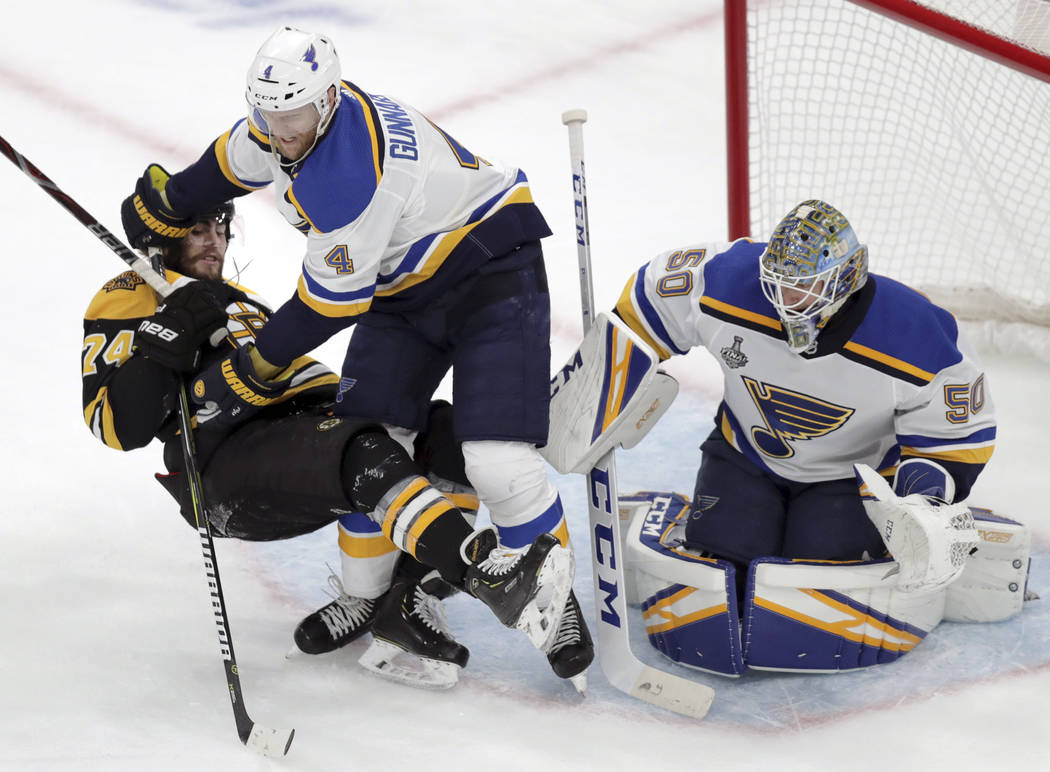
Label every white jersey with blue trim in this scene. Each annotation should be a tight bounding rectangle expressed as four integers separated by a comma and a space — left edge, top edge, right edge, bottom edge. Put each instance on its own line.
212, 82, 540, 318
614, 240, 996, 488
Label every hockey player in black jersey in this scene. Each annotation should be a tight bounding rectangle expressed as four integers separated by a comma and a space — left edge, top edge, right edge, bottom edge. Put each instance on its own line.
82, 204, 573, 689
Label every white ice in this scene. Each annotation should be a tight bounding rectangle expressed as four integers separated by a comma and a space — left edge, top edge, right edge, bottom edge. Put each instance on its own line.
1, 1, 1047, 770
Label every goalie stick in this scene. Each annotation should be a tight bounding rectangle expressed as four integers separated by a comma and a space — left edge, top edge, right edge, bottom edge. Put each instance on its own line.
0, 134, 294, 757
560, 110, 715, 719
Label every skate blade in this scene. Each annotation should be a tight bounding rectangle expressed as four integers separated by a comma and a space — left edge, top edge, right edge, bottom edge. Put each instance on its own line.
357, 638, 460, 690
569, 672, 588, 695
515, 545, 574, 651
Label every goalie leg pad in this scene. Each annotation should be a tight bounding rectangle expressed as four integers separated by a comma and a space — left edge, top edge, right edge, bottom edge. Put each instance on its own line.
623, 491, 744, 676
944, 508, 1032, 623
743, 558, 946, 672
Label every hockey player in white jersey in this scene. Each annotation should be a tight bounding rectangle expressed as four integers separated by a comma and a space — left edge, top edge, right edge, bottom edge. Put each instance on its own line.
615, 199, 996, 574
588, 200, 1016, 675
119, 26, 591, 684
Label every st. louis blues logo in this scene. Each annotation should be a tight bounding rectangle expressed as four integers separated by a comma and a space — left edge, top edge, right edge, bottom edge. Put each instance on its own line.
742, 376, 854, 458
302, 44, 319, 71
720, 336, 748, 369
689, 495, 720, 519
335, 377, 357, 403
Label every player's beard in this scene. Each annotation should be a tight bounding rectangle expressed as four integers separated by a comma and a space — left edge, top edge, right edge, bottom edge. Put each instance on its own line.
180, 250, 224, 281
274, 131, 316, 161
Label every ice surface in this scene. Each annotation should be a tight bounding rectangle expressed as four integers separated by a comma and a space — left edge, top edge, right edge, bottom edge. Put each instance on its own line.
1, 2, 1046, 770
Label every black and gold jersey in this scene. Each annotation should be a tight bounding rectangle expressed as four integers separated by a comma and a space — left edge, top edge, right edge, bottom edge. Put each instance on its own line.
82, 269, 339, 450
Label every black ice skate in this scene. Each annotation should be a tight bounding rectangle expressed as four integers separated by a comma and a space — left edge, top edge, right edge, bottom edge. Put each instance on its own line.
293, 575, 377, 655
462, 527, 574, 651
545, 589, 594, 693
358, 575, 469, 690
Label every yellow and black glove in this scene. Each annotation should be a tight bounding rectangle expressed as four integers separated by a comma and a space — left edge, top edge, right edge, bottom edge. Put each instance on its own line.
190, 345, 289, 431
120, 164, 193, 250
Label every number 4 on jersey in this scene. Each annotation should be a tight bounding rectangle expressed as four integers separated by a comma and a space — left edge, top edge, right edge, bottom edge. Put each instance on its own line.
324, 245, 354, 274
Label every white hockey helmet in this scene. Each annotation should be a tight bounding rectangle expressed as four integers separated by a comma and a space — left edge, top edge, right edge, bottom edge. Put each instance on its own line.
759, 200, 868, 353
245, 26, 341, 139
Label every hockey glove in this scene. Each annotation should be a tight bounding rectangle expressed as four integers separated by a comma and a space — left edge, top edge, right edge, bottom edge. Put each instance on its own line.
190, 344, 290, 431
855, 463, 977, 592
120, 163, 193, 250
893, 458, 956, 503
133, 281, 229, 372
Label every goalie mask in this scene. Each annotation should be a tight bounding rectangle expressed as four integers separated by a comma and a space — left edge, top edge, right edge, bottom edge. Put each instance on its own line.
759, 200, 868, 353
245, 26, 341, 164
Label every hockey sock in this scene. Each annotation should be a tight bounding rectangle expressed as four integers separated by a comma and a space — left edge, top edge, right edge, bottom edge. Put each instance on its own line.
342, 431, 472, 586
392, 554, 432, 583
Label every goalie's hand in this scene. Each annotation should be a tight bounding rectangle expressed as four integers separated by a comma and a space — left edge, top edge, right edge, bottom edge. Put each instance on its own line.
120, 163, 193, 250
893, 458, 955, 503
190, 345, 290, 431
133, 282, 229, 372
855, 463, 978, 593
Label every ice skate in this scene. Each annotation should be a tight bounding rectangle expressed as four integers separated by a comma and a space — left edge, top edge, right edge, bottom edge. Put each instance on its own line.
358, 574, 469, 690
293, 574, 377, 655
461, 527, 574, 651
545, 589, 593, 693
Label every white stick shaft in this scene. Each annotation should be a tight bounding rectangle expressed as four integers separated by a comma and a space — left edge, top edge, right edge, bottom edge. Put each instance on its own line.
560, 108, 715, 720
561, 109, 596, 332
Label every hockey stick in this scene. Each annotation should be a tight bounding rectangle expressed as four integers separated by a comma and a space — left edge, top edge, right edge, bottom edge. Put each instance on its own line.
560, 111, 715, 719
0, 134, 294, 757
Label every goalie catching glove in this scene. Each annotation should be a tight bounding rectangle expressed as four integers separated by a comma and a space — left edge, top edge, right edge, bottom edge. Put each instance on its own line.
854, 462, 978, 593
133, 281, 229, 372
120, 163, 194, 250
190, 345, 290, 431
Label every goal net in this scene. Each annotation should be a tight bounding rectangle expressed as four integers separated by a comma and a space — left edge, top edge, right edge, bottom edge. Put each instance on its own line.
726, 0, 1050, 354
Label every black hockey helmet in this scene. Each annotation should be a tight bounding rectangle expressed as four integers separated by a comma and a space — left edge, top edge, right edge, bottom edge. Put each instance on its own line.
198, 200, 236, 241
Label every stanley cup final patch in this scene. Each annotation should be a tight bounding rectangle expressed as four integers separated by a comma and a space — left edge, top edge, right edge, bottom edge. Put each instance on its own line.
720, 336, 748, 369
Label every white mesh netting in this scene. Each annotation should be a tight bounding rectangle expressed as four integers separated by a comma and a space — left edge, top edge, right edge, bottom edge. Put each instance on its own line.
742, 0, 1050, 354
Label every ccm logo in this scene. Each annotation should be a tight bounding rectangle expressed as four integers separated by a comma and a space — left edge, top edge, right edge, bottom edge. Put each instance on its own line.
138, 320, 178, 342
589, 465, 621, 627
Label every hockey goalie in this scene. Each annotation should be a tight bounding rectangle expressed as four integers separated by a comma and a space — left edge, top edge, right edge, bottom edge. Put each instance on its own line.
547, 201, 1035, 676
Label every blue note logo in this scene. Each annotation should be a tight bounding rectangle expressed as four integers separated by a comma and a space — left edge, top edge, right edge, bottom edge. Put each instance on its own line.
742, 376, 854, 458
335, 377, 357, 403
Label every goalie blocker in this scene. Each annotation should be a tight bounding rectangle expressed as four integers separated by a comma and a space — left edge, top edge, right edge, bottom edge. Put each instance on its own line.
541, 311, 678, 475
619, 489, 1032, 676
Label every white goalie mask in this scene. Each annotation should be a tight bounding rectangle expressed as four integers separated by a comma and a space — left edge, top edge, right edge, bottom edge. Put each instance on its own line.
759, 200, 868, 353
245, 26, 341, 161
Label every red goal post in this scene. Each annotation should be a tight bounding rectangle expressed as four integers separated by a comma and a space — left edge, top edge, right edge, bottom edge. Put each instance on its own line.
725, 0, 1050, 350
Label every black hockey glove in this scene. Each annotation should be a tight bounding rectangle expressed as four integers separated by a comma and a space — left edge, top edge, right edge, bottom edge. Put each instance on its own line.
189, 345, 291, 431
133, 282, 229, 373
120, 164, 194, 250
